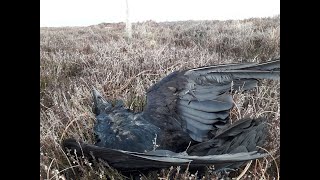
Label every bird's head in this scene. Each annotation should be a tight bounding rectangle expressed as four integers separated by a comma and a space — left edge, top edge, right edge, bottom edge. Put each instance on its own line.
92, 87, 113, 115
92, 87, 126, 115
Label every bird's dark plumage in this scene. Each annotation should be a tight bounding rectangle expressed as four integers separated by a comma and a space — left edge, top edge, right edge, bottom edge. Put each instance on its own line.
63, 59, 279, 171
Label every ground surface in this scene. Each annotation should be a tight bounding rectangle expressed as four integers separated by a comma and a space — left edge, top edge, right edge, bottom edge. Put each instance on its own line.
40, 16, 280, 179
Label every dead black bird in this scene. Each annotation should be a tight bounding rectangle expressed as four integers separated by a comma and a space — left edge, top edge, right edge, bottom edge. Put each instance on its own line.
63, 59, 279, 171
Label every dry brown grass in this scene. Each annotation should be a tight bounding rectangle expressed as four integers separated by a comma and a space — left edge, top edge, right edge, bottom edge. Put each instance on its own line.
40, 15, 280, 179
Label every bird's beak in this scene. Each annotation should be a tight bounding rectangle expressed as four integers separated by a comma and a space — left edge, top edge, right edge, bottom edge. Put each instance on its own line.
92, 87, 112, 115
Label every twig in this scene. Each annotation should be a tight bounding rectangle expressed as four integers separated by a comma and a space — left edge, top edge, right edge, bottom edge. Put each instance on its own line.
49, 165, 80, 180
257, 146, 279, 180
234, 160, 252, 180
47, 158, 55, 180
117, 70, 151, 93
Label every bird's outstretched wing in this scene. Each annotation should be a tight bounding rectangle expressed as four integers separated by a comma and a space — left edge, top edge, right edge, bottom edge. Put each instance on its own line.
63, 139, 266, 170
63, 118, 268, 171
143, 59, 279, 142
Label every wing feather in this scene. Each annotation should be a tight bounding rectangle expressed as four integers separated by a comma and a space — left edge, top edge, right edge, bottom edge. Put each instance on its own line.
143, 59, 280, 143
63, 138, 266, 170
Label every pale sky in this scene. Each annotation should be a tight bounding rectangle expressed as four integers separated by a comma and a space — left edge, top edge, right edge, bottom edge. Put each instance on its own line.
40, 0, 280, 27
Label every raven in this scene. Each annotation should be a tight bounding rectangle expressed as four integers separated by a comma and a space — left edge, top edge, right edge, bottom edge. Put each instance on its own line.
63, 59, 279, 171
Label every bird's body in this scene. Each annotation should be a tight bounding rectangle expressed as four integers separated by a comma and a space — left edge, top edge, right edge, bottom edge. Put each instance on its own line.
63, 59, 280, 171
93, 92, 195, 153
94, 105, 163, 152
